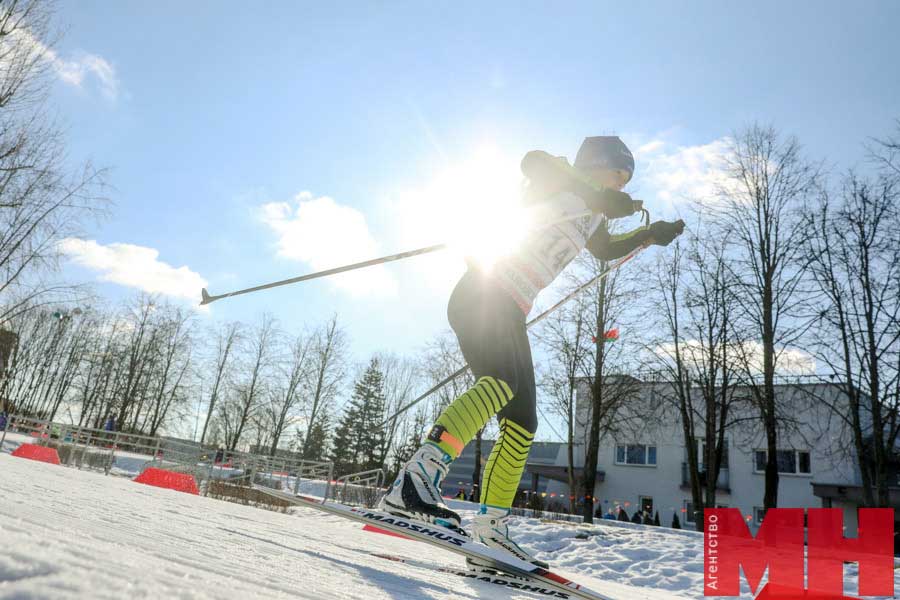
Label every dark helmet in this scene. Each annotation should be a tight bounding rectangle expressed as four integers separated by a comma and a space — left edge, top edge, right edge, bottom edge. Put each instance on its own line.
574, 136, 635, 183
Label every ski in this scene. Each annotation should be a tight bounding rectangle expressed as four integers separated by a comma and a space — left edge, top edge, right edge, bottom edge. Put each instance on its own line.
370, 552, 573, 598
251, 485, 617, 600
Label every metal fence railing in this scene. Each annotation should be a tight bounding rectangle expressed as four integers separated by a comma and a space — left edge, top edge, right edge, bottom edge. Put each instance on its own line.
1, 413, 398, 515
0, 413, 336, 503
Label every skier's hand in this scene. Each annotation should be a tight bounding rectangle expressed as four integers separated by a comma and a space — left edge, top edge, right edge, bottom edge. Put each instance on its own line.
647, 219, 685, 246
583, 187, 638, 219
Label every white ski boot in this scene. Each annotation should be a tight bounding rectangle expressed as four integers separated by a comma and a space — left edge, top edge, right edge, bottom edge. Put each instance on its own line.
467, 505, 549, 571
379, 443, 463, 533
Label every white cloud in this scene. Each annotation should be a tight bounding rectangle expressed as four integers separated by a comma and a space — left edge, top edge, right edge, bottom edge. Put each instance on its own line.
1, 27, 119, 100
259, 192, 397, 297
59, 239, 206, 302
52, 51, 119, 100
635, 137, 733, 207
652, 339, 816, 376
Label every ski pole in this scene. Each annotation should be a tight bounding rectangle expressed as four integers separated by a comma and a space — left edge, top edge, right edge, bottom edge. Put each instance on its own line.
378, 237, 649, 427
199, 206, 619, 306
200, 243, 447, 305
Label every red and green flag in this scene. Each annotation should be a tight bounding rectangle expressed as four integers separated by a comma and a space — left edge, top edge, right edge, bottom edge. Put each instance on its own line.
591, 328, 619, 343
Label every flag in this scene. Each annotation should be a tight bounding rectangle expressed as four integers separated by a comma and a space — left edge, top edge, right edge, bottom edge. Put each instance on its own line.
593, 328, 619, 343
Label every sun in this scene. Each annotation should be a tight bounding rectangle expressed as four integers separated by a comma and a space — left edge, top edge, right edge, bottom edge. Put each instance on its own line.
394, 144, 533, 273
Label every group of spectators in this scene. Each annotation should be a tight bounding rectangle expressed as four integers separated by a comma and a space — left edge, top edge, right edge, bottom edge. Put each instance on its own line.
453, 488, 478, 502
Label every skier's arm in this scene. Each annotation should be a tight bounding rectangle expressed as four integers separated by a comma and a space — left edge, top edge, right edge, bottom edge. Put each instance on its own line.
520, 150, 637, 219
586, 219, 686, 260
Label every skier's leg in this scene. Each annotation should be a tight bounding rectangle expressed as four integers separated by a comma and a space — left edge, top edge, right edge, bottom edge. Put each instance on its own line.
425, 375, 514, 460
468, 324, 548, 569
381, 271, 517, 528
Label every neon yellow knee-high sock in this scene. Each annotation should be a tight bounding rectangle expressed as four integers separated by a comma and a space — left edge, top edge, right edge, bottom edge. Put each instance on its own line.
480, 418, 534, 510
426, 376, 513, 459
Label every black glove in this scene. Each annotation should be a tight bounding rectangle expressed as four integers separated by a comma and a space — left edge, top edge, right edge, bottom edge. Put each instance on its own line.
581, 187, 638, 219
647, 220, 685, 246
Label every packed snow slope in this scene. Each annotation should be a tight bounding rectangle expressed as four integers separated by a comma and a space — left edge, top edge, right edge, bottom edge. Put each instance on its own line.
1, 453, 893, 599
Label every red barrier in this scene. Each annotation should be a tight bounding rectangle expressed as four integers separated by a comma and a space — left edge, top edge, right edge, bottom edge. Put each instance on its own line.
11, 443, 61, 465
133, 467, 199, 495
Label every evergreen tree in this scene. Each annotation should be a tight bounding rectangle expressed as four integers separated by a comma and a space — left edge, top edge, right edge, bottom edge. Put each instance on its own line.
301, 412, 331, 462
617, 508, 629, 522
329, 358, 388, 475
330, 404, 358, 475
653, 511, 661, 526
672, 513, 682, 529
352, 358, 387, 471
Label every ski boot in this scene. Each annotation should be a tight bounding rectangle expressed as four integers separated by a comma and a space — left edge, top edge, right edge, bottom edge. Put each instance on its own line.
467, 505, 549, 572
379, 443, 464, 534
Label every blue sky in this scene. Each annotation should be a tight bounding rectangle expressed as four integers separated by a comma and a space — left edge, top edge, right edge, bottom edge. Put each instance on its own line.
52, 1, 900, 364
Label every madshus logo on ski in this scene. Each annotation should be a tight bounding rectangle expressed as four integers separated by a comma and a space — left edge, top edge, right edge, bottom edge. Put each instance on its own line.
450, 569, 570, 598
350, 507, 467, 547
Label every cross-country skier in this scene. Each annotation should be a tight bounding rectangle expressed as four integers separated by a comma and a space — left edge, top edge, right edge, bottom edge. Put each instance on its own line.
381, 136, 685, 569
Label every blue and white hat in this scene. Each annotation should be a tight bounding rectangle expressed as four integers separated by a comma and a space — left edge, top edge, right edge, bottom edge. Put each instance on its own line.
574, 136, 634, 182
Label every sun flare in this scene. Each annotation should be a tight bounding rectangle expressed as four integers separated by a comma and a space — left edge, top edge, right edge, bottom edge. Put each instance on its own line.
394, 144, 533, 272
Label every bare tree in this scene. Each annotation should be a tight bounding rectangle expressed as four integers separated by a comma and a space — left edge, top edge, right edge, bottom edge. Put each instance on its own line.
266, 330, 312, 456
300, 315, 347, 459
644, 229, 746, 530
0, 1, 106, 321
712, 124, 820, 510
575, 249, 642, 524
804, 168, 900, 507
375, 352, 419, 471
228, 314, 278, 451
199, 321, 240, 445
144, 307, 194, 436
536, 292, 592, 515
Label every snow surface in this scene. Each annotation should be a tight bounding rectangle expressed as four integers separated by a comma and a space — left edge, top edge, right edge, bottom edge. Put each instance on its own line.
0, 453, 896, 599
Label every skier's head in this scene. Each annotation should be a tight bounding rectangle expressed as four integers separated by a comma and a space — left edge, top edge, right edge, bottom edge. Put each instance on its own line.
575, 136, 634, 191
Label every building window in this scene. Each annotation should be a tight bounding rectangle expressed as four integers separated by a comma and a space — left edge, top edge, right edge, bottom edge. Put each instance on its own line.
693, 438, 729, 470
754, 507, 766, 525
615, 444, 657, 466
754, 449, 812, 475
640, 496, 653, 515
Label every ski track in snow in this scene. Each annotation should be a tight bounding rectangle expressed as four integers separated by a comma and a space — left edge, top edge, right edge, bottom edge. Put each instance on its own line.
0, 451, 896, 599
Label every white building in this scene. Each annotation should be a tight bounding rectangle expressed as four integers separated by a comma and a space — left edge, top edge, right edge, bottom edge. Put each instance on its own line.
446, 375, 899, 550
567, 376, 898, 539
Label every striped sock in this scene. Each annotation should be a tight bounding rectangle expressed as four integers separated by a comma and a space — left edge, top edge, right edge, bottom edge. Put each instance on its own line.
425, 376, 513, 459
480, 418, 534, 510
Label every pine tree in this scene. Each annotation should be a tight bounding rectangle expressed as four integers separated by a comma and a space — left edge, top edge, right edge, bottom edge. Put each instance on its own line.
672, 513, 682, 529
330, 405, 358, 475
617, 508, 630, 522
302, 412, 331, 462
352, 358, 387, 471
653, 511, 661, 526
329, 358, 388, 475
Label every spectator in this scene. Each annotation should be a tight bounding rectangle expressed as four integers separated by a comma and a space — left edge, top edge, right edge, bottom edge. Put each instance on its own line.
104, 415, 116, 432
603, 510, 617, 520
0, 410, 7, 431
214, 447, 224, 464
455, 488, 466, 500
